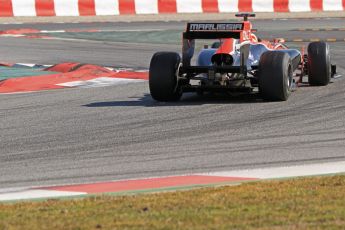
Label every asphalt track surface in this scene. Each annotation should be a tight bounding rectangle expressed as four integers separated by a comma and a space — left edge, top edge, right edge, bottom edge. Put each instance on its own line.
0, 18, 345, 189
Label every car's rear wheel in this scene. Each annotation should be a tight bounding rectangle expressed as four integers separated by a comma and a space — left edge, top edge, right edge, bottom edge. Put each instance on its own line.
307, 42, 331, 86
149, 52, 182, 102
259, 51, 293, 101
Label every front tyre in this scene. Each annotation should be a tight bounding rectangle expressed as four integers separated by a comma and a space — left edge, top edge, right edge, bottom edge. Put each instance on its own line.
308, 42, 331, 86
149, 52, 182, 102
259, 51, 293, 101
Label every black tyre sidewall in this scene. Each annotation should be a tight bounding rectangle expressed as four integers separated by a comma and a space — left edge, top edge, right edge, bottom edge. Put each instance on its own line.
149, 52, 182, 101
308, 42, 331, 86
259, 51, 292, 101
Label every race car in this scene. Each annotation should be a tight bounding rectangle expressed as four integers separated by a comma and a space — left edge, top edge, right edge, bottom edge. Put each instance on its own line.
149, 13, 338, 102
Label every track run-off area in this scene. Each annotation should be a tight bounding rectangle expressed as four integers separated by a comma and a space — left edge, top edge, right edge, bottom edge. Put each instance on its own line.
0, 17, 345, 200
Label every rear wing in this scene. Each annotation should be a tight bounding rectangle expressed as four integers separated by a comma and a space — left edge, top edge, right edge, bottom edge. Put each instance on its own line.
182, 22, 251, 75
182, 23, 245, 67
183, 23, 244, 39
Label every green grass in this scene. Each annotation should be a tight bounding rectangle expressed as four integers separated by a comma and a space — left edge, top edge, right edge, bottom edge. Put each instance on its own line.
0, 66, 58, 81
1, 175, 345, 229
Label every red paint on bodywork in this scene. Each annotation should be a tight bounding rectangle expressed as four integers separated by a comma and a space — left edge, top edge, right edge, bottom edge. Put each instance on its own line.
216, 38, 235, 54
213, 16, 286, 55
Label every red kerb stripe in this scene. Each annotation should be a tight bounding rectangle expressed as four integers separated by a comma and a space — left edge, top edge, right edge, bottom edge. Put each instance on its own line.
202, 0, 219, 12
44, 175, 257, 193
273, 0, 289, 12
310, 0, 323, 11
35, 0, 55, 16
0, 0, 13, 17
158, 0, 177, 13
78, 0, 96, 16
238, 0, 252, 12
119, 0, 136, 14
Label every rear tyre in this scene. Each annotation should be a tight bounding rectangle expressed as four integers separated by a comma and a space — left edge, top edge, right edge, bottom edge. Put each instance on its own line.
149, 52, 182, 102
259, 51, 293, 101
308, 42, 331, 86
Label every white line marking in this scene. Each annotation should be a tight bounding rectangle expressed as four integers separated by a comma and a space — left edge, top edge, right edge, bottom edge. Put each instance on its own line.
200, 161, 345, 179
0, 34, 26, 37
0, 189, 86, 201
40, 30, 66, 33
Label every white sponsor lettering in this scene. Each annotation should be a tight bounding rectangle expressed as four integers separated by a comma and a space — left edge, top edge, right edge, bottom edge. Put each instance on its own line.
189, 23, 243, 31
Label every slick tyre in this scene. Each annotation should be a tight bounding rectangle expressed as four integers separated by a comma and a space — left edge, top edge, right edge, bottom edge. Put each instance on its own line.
308, 42, 331, 86
149, 52, 182, 102
259, 51, 293, 101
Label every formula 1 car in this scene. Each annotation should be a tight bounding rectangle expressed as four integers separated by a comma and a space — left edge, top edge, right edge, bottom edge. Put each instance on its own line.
149, 13, 338, 102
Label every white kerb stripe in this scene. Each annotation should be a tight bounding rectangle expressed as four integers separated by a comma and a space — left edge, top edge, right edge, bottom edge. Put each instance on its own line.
15, 63, 36, 67
176, 0, 203, 13
95, 0, 119, 15
12, 0, 36, 16
54, 0, 80, 16
323, 0, 344, 11
135, 0, 158, 14
218, 0, 239, 12
57, 77, 144, 88
252, 0, 274, 12
200, 161, 345, 179
289, 0, 311, 12
0, 189, 86, 201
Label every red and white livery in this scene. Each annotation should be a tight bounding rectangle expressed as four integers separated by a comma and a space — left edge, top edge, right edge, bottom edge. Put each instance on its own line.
149, 13, 338, 102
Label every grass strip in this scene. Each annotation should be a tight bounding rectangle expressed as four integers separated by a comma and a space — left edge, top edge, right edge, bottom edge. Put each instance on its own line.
1, 175, 345, 229
0, 66, 58, 81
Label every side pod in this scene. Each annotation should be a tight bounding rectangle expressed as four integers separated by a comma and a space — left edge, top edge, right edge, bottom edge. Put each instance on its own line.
279, 49, 301, 71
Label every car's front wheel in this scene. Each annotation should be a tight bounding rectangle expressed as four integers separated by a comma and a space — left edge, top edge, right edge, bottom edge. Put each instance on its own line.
259, 51, 293, 101
308, 41, 331, 86
149, 52, 182, 102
